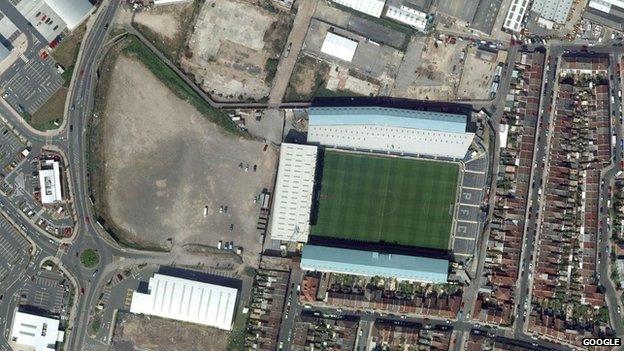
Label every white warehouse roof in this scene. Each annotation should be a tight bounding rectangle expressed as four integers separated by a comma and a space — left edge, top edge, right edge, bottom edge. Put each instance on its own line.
502, 0, 529, 32
332, 0, 386, 17
10, 311, 63, 351
44, 0, 94, 30
321, 32, 358, 62
307, 106, 474, 159
39, 161, 62, 204
385, 5, 428, 31
270, 143, 318, 242
130, 273, 238, 331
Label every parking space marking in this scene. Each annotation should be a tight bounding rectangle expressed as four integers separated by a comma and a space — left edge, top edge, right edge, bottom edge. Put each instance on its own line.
454, 236, 476, 241
456, 219, 478, 224
461, 186, 483, 191
464, 169, 486, 175
458, 202, 480, 208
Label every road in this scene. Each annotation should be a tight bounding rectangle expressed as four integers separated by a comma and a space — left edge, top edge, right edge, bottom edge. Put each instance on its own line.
513, 44, 624, 341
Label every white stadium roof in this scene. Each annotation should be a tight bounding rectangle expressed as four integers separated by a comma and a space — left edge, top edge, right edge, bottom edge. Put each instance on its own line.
332, 0, 386, 17
321, 32, 358, 62
10, 311, 63, 351
270, 143, 318, 242
130, 273, 238, 330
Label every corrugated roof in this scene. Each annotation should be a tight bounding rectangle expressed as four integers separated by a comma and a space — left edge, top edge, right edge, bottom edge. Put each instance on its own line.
301, 245, 449, 283
309, 106, 468, 134
130, 273, 238, 330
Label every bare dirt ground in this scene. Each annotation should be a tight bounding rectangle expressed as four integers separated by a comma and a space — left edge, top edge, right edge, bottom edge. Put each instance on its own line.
110, 312, 229, 351
133, 2, 194, 41
456, 46, 498, 100
391, 36, 467, 101
100, 56, 278, 264
181, 0, 292, 101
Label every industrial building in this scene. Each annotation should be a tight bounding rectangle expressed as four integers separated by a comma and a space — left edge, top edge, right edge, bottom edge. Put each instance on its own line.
332, 0, 387, 17
385, 5, 428, 31
14, 0, 94, 42
502, 0, 529, 32
9, 311, 63, 351
130, 273, 238, 331
270, 143, 318, 243
531, 0, 572, 24
320, 32, 359, 62
301, 245, 449, 283
585, 0, 624, 30
39, 160, 62, 204
307, 106, 474, 159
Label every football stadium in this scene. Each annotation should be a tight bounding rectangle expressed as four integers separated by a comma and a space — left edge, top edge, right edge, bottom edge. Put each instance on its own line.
269, 105, 477, 283
311, 150, 459, 250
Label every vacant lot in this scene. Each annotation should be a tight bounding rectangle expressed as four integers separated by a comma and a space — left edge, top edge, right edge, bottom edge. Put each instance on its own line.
110, 312, 229, 351
133, 1, 198, 61
99, 56, 277, 261
311, 151, 458, 250
181, 0, 292, 101
392, 36, 467, 101
284, 54, 331, 101
457, 47, 499, 99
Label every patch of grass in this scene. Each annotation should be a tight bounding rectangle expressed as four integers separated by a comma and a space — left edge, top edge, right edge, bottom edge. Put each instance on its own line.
314, 87, 364, 98
61, 66, 74, 87
80, 249, 99, 268
284, 55, 331, 102
312, 151, 458, 250
227, 309, 249, 351
52, 23, 86, 68
121, 35, 243, 136
31, 88, 67, 131
132, 0, 201, 63
265, 58, 279, 84
89, 315, 101, 335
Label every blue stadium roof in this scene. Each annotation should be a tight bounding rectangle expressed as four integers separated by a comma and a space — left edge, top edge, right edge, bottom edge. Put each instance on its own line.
309, 106, 468, 134
301, 245, 449, 283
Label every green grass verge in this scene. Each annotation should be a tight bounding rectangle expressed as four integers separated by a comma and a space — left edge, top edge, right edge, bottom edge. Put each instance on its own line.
264, 58, 279, 84
312, 151, 458, 250
227, 310, 249, 351
315, 87, 364, 98
61, 66, 74, 87
80, 249, 99, 268
121, 36, 244, 136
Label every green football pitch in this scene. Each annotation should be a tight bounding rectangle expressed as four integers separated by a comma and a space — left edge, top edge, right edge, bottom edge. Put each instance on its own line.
311, 151, 459, 250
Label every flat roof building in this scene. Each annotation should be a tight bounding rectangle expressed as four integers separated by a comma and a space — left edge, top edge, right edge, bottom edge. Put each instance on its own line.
307, 106, 474, 159
585, 0, 624, 30
270, 143, 318, 242
332, 0, 386, 17
0, 43, 10, 64
130, 273, 238, 331
531, 0, 572, 23
502, 0, 529, 32
320, 32, 358, 62
10, 311, 63, 351
39, 160, 62, 204
385, 5, 428, 31
44, 0, 94, 30
301, 245, 449, 283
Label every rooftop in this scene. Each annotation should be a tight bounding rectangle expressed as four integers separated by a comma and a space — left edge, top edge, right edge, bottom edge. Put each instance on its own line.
308, 106, 468, 134
301, 245, 449, 283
